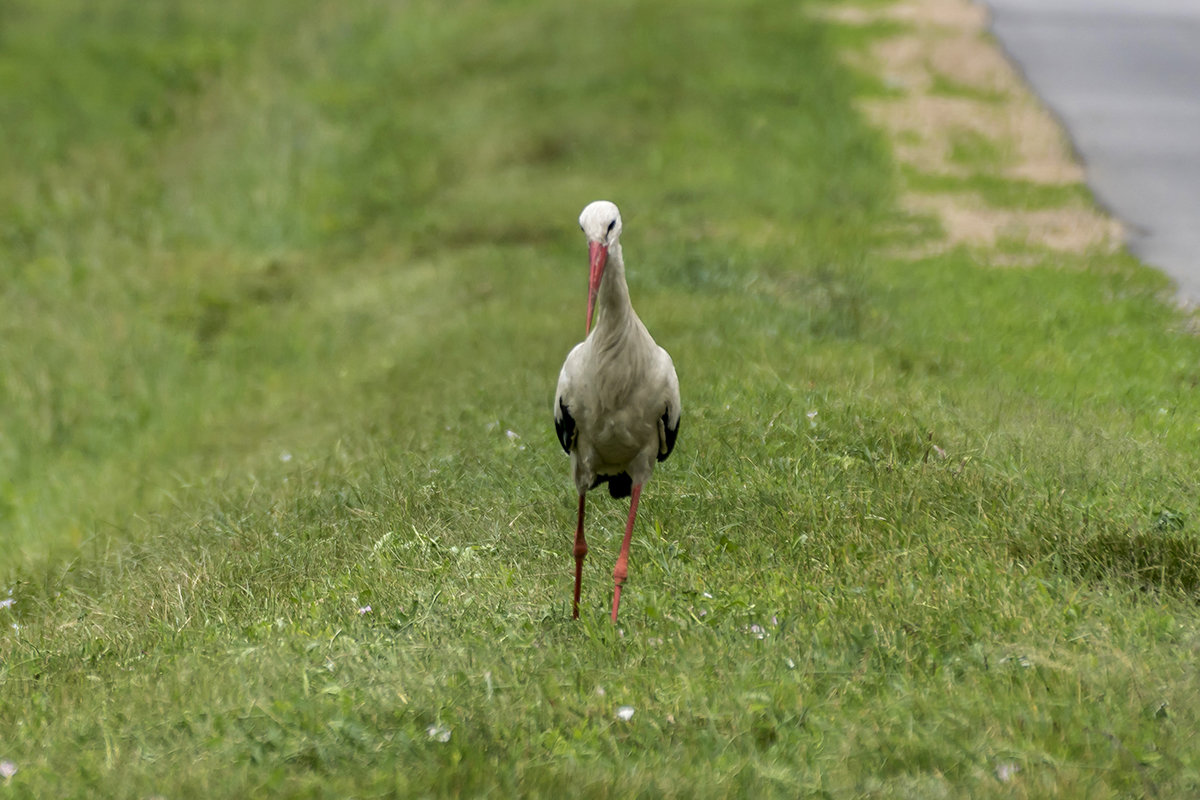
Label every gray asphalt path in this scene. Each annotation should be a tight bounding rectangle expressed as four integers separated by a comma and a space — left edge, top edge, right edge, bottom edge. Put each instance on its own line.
982, 0, 1200, 300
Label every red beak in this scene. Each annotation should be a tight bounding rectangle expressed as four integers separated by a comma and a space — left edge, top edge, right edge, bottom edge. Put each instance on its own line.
586, 241, 607, 333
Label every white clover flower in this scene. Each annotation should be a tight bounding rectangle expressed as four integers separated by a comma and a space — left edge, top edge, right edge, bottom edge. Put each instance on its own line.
0, 761, 15, 780
426, 724, 451, 743
615, 705, 635, 721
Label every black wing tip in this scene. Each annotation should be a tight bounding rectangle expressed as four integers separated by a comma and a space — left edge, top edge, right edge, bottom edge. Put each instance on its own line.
607, 472, 633, 498
555, 398, 575, 454
590, 472, 633, 499
658, 408, 679, 463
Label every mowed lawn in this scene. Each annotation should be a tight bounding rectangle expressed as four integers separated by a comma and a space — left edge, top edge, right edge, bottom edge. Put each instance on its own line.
2, 0, 1199, 796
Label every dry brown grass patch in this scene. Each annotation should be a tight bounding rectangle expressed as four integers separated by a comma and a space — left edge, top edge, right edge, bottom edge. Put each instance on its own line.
818, 0, 1123, 256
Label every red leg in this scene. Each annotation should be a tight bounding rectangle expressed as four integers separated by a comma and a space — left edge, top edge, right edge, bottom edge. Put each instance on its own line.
572, 493, 587, 619
610, 483, 642, 624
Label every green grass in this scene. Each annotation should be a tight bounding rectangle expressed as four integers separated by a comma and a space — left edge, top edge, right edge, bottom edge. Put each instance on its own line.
2, 0, 1200, 796
903, 166, 1097, 210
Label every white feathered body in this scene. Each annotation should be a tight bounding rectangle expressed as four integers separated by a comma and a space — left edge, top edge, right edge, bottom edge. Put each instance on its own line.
555, 236, 680, 496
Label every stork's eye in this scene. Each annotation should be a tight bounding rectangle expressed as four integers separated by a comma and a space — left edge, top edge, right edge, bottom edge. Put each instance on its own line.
607, 219, 616, 233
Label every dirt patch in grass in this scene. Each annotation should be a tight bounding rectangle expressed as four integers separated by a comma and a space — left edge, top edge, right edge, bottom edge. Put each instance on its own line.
820, 0, 1123, 256
905, 192, 1123, 254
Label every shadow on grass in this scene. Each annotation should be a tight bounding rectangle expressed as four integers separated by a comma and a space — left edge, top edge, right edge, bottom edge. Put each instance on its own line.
1011, 523, 1200, 598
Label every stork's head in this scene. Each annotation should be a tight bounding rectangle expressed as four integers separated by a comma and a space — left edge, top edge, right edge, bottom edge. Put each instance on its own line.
578, 200, 623, 333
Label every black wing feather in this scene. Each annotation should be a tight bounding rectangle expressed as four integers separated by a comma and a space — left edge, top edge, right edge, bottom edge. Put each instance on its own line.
658, 404, 679, 462
590, 472, 632, 499
555, 398, 575, 454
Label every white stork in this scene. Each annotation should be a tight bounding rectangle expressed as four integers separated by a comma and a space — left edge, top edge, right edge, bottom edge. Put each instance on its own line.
554, 200, 681, 622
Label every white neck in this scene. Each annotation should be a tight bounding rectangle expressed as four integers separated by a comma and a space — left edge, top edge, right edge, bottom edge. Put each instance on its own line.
592, 242, 634, 335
